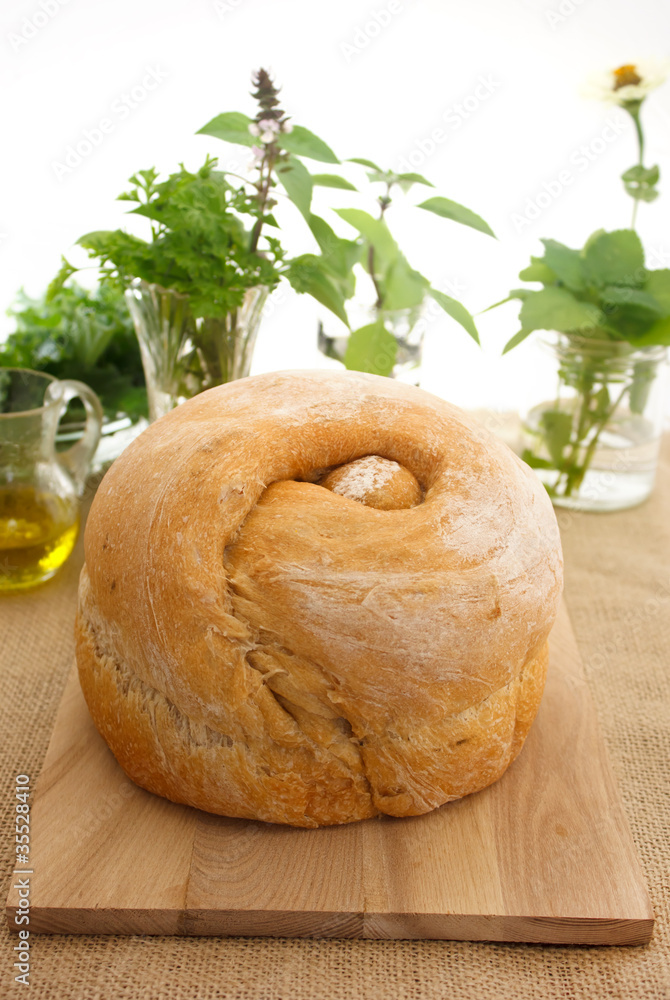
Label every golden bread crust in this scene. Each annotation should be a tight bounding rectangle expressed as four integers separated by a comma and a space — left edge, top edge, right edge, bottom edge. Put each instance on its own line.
75, 370, 563, 827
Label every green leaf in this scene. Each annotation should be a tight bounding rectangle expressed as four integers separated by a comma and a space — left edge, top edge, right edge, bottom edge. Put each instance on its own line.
72, 158, 288, 317
347, 157, 382, 171
334, 208, 399, 269
286, 254, 349, 326
519, 259, 557, 284
429, 288, 480, 344
396, 172, 435, 188
622, 163, 660, 202
583, 229, 645, 287
364, 170, 435, 193
2, 280, 147, 422
539, 410, 573, 467
364, 170, 396, 186
307, 215, 360, 298
278, 126, 339, 164
382, 256, 428, 311
417, 196, 496, 238
343, 319, 397, 375
310, 174, 358, 191
600, 285, 663, 314
308, 214, 359, 264
521, 449, 555, 470
624, 183, 659, 203
502, 329, 533, 354
46, 256, 78, 301
276, 156, 313, 219
632, 315, 670, 346
482, 289, 532, 313
540, 239, 585, 291
622, 164, 660, 184
519, 287, 601, 337
308, 214, 341, 254
644, 270, 670, 313
196, 111, 255, 148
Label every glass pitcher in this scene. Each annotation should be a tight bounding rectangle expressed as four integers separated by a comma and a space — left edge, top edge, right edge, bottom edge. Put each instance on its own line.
0, 368, 103, 591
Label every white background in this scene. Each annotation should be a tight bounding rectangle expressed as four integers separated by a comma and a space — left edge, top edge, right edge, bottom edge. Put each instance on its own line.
2, 0, 669, 420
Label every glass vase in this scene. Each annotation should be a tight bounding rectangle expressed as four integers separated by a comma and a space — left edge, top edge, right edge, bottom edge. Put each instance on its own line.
522, 334, 667, 512
125, 281, 269, 421
318, 305, 425, 384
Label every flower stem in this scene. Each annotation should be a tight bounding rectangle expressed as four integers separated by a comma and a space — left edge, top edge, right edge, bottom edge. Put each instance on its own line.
369, 182, 394, 313
627, 103, 645, 230
249, 145, 277, 255
630, 106, 645, 163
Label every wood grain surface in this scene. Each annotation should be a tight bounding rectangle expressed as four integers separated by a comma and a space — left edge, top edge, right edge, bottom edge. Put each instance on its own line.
5, 601, 654, 944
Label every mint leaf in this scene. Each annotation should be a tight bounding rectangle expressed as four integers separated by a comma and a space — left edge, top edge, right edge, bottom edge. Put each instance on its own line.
600, 286, 663, 314
644, 270, 670, 313
343, 319, 397, 375
519, 287, 601, 336
278, 126, 339, 163
519, 258, 556, 284
417, 196, 495, 238
632, 315, 670, 346
197, 112, 255, 147
540, 239, 585, 291
583, 229, 645, 287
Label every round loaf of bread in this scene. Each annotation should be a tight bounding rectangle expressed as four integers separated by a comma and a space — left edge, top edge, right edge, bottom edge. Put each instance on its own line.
75, 370, 563, 827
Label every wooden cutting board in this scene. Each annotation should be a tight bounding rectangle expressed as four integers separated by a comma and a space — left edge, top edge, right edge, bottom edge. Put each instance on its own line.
5, 601, 653, 944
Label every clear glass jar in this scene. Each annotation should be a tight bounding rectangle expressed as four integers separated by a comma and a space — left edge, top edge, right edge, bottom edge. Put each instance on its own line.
522, 334, 668, 512
125, 281, 269, 421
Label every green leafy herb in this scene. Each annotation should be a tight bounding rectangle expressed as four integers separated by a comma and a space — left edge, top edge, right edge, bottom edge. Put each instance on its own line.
417, 196, 496, 238
64, 67, 494, 384
0, 282, 147, 422
343, 319, 397, 376
490, 231, 669, 498
76, 156, 285, 319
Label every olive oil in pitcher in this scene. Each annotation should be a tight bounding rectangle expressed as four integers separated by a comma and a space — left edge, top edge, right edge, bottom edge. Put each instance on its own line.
0, 486, 79, 590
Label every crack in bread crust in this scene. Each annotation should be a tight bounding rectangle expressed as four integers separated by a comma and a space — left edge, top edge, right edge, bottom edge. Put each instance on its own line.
76, 598, 549, 826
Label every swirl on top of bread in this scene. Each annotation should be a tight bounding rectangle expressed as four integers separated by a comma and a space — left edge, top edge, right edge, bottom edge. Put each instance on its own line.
75, 370, 563, 827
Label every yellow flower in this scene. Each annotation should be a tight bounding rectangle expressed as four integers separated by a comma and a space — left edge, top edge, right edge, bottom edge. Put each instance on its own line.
583, 59, 669, 106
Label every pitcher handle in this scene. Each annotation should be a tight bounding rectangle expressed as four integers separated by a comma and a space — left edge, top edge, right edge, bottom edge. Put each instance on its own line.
46, 379, 103, 495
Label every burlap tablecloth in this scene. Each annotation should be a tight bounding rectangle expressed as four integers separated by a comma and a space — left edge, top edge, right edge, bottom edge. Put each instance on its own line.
2, 439, 669, 1000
